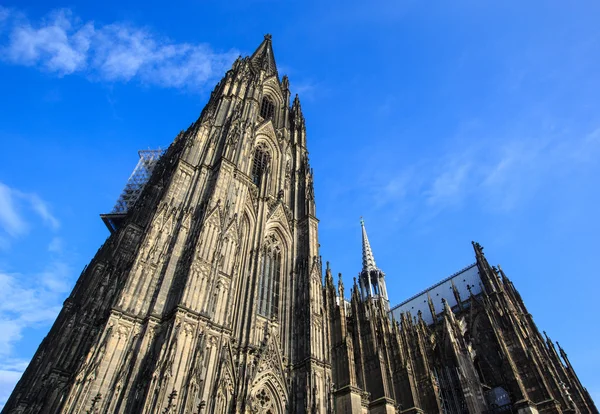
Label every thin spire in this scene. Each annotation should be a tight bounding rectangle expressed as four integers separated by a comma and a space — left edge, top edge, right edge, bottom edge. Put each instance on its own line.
361, 217, 377, 272
250, 34, 278, 78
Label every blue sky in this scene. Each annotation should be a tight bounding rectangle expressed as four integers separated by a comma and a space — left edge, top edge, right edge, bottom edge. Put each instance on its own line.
0, 0, 599, 408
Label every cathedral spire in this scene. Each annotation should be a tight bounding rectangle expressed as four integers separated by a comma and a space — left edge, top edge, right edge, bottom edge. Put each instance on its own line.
361, 217, 378, 272
358, 218, 389, 307
250, 33, 279, 78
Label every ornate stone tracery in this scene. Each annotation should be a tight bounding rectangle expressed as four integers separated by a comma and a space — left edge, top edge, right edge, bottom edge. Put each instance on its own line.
4, 35, 596, 414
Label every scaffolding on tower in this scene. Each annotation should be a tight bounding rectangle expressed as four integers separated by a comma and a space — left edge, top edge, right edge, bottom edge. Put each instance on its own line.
100, 149, 164, 233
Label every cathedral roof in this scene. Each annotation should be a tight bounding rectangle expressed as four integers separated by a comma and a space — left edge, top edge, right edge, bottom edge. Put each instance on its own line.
389, 263, 481, 325
250, 34, 279, 79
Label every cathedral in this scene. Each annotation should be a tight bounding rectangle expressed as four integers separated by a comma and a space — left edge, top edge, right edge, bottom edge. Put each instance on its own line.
2, 35, 597, 414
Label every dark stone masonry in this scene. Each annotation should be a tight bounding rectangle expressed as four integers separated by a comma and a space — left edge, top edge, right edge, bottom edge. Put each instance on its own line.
3, 35, 597, 414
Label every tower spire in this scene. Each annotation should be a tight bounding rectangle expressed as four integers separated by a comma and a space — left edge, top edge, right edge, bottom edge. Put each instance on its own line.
358, 218, 389, 307
361, 217, 377, 272
250, 33, 279, 78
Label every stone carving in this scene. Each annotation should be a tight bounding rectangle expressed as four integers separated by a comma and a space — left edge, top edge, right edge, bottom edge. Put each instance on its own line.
3, 36, 596, 414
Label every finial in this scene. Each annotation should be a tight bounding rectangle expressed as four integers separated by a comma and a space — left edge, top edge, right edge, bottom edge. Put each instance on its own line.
264, 33, 272, 41
360, 216, 365, 226
543, 331, 552, 343
337, 273, 345, 298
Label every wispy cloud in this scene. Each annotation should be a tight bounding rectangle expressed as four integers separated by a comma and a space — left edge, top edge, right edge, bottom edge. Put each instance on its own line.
0, 182, 67, 356
0, 183, 27, 237
0, 182, 60, 240
0, 7, 239, 90
425, 160, 471, 207
0, 180, 70, 407
0, 264, 71, 355
0, 261, 72, 407
0, 358, 27, 409
364, 124, 600, 222
25, 193, 60, 230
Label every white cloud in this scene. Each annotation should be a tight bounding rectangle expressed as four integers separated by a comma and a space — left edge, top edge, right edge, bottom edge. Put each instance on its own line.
426, 161, 471, 207
0, 262, 72, 408
5, 9, 92, 75
0, 7, 239, 90
0, 183, 27, 237
0, 365, 24, 409
25, 193, 60, 230
0, 182, 60, 240
0, 182, 70, 409
0, 266, 69, 346
0, 185, 69, 409
369, 124, 600, 220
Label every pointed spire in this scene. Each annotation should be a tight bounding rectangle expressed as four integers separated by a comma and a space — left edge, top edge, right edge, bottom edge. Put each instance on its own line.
250, 34, 278, 78
427, 293, 437, 323
360, 217, 378, 272
543, 331, 553, 345
325, 261, 333, 286
338, 273, 345, 299
451, 279, 464, 311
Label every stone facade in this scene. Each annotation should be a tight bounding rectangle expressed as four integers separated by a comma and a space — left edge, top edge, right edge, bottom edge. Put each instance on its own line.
2, 36, 597, 414
327, 229, 598, 414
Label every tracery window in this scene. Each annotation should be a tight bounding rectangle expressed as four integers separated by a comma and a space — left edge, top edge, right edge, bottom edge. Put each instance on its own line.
252, 146, 270, 187
260, 96, 275, 121
254, 387, 279, 414
257, 245, 282, 319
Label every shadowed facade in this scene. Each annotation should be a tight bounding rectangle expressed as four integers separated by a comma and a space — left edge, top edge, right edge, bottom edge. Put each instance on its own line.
2, 36, 597, 414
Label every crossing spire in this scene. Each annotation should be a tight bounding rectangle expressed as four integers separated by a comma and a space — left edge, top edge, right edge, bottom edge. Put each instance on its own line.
361, 217, 378, 272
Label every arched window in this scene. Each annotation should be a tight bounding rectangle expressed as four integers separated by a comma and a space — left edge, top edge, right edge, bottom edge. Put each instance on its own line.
257, 246, 282, 319
260, 96, 275, 121
251, 146, 270, 186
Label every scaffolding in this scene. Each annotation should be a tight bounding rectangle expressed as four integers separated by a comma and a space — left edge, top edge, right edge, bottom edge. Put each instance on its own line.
101, 149, 164, 233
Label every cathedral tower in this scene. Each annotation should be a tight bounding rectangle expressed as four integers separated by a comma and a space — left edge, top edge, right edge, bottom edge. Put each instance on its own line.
3, 35, 331, 414
3, 35, 597, 414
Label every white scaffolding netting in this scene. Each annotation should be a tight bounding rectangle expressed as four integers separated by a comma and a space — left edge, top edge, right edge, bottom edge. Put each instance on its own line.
112, 149, 164, 214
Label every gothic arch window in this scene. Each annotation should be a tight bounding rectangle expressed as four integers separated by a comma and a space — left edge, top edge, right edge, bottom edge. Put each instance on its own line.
252, 145, 270, 187
252, 384, 283, 414
257, 243, 282, 319
260, 96, 275, 121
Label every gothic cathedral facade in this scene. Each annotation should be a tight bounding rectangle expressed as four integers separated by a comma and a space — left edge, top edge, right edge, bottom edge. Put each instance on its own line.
3, 36, 597, 414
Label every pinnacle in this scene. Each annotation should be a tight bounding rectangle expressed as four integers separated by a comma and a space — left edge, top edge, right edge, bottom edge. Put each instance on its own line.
361, 218, 378, 272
